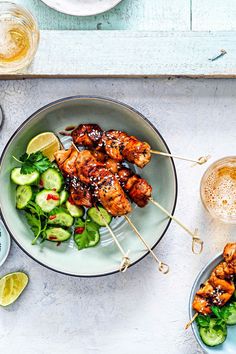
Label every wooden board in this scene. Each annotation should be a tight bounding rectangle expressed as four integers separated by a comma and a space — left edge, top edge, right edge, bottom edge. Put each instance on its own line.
192, 0, 236, 31
16, 0, 190, 30
1, 31, 235, 79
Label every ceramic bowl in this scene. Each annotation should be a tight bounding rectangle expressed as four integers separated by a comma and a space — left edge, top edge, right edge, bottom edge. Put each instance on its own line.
40, 0, 123, 16
0, 96, 177, 277
189, 253, 236, 353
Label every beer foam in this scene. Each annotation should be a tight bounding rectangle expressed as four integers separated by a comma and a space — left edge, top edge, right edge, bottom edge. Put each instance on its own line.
203, 166, 236, 220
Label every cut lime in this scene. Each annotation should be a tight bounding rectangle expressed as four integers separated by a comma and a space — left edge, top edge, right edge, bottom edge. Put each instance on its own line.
26, 132, 60, 161
0, 272, 28, 306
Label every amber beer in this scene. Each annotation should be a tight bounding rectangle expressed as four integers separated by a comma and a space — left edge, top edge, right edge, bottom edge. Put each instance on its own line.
200, 157, 236, 223
0, 3, 39, 73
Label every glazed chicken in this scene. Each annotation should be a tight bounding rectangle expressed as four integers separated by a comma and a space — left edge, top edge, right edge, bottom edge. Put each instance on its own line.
71, 124, 152, 168
71, 124, 103, 148
55, 148, 132, 217
192, 243, 236, 315
118, 167, 152, 207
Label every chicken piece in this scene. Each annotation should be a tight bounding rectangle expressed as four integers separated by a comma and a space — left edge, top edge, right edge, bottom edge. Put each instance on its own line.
118, 168, 152, 207
70, 179, 93, 208
60, 149, 79, 177
71, 124, 103, 148
99, 130, 127, 162
224, 243, 236, 271
54, 147, 73, 167
91, 167, 132, 216
122, 135, 151, 169
76, 150, 103, 184
192, 295, 212, 315
213, 261, 235, 279
209, 271, 235, 295
196, 281, 215, 298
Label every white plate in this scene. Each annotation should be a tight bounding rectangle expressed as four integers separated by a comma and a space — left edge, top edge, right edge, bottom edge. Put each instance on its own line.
40, 0, 123, 16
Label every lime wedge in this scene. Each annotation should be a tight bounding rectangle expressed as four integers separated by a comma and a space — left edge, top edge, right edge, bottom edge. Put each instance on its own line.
26, 132, 60, 161
0, 272, 28, 306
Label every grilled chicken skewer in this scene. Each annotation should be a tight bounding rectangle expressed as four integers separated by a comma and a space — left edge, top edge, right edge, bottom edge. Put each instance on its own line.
55, 146, 131, 272
71, 124, 209, 167
55, 146, 168, 273
186, 243, 236, 329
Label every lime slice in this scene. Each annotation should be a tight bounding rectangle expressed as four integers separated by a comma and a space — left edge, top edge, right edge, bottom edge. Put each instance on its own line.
0, 272, 28, 306
26, 132, 60, 161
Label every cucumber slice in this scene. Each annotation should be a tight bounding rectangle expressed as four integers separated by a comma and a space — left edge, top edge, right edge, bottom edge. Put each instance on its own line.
225, 303, 236, 325
45, 227, 71, 242
11, 168, 39, 186
87, 206, 112, 226
59, 190, 69, 205
199, 319, 227, 347
16, 185, 32, 209
48, 210, 73, 227
41, 168, 63, 192
66, 201, 84, 217
35, 190, 60, 213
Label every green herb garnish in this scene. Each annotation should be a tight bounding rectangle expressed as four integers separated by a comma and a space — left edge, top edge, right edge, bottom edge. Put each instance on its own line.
74, 218, 100, 250
25, 201, 48, 244
14, 152, 52, 175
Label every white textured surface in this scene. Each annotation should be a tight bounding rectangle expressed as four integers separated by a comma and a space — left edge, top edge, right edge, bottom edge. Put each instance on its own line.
0, 78, 236, 354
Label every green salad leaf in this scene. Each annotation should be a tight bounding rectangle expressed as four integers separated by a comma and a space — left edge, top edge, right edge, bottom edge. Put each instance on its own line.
25, 201, 48, 244
14, 152, 52, 174
196, 314, 211, 328
74, 218, 100, 250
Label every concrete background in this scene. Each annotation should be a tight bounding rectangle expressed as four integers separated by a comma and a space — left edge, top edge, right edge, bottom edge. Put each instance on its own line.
0, 78, 236, 354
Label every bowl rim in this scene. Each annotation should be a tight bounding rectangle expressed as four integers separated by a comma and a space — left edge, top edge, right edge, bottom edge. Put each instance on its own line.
0, 95, 178, 277
0, 219, 11, 268
188, 252, 223, 352
40, 0, 123, 17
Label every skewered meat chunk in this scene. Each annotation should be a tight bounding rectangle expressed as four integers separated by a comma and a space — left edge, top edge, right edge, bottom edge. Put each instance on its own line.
100, 130, 151, 168
70, 178, 93, 208
71, 124, 103, 148
118, 167, 152, 207
54, 147, 79, 177
91, 167, 132, 216
54, 147, 74, 167
192, 242, 236, 315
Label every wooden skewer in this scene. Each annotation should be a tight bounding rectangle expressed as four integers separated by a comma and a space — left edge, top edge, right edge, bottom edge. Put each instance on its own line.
150, 150, 210, 166
95, 207, 131, 272
185, 313, 199, 330
124, 215, 169, 274
149, 198, 203, 255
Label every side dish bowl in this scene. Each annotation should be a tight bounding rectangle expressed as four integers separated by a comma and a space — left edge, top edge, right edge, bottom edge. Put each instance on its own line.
0, 96, 177, 277
189, 253, 236, 353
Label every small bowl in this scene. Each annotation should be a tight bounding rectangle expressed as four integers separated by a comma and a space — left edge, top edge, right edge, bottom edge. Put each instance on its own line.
189, 253, 236, 353
0, 219, 11, 267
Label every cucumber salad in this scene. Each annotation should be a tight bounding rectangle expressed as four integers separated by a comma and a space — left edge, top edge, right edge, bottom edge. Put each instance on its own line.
196, 289, 236, 347
11, 151, 112, 249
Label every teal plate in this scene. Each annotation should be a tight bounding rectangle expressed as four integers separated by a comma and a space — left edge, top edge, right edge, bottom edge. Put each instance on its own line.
189, 253, 236, 353
0, 96, 177, 277
0, 220, 11, 267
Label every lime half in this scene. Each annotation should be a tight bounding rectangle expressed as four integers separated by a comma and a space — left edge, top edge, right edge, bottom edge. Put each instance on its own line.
0, 272, 28, 306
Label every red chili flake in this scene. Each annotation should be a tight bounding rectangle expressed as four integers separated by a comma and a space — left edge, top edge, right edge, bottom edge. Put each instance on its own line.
39, 179, 44, 187
48, 235, 57, 240
49, 215, 56, 220
46, 194, 59, 201
75, 227, 85, 234
68, 196, 75, 205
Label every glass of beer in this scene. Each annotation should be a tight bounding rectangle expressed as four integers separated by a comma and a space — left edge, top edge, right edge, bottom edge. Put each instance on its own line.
0, 2, 39, 74
200, 157, 236, 223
